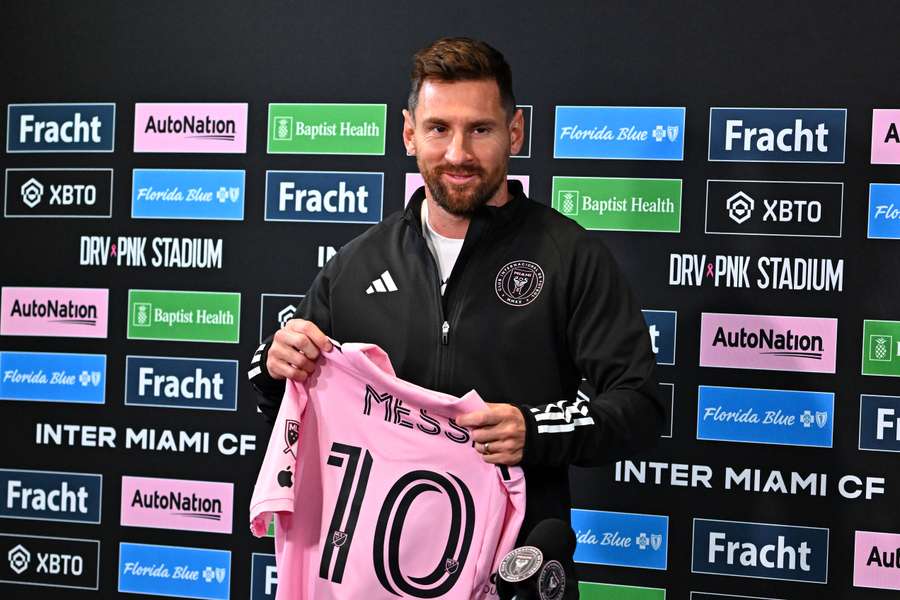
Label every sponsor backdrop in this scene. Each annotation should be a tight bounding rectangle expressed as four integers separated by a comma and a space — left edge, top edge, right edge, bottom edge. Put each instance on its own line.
1, 2, 897, 598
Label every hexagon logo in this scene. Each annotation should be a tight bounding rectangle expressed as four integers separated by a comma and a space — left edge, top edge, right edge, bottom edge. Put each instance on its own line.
726, 190, 754, 224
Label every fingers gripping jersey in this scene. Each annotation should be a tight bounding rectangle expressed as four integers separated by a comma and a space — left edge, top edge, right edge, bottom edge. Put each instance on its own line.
250, 342, 526, 599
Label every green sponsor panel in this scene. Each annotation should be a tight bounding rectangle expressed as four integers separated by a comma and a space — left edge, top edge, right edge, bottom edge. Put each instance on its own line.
267, 520, 275, 537
267, 103, 387, 155
862, 320, 900, 377
579, 582, 665, 600
551, 177, 681, 232
127, 290, 240, 343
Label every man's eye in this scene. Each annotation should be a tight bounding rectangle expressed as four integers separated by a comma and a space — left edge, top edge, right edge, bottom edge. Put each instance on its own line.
431, 125, 447, 134
474, 127, 490, 134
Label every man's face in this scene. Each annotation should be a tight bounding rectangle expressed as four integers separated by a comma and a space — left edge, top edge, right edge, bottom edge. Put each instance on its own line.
403, 79, 524, 216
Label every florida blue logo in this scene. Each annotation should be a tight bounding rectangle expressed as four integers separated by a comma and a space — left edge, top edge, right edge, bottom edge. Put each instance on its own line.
132, 169, 245, 220
692, 519, 829, 583
554, 106, 685, 160
250, 553, 277, 599
571, 509, 668, 570
0, 351, 105, 404
265, 171, 383, 223
859, 394, 900, 452
697, 386, 833, 448
642, 310, 676, 365
868, 183, 900, 240
7, 103, 115, 152
124, 356, 237, 411
0, 468, 102, 524
708, 108, 846, 163
118, 542, 230, 599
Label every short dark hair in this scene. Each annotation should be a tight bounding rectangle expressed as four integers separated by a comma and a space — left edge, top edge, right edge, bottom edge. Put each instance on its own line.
408, 37, 516, 120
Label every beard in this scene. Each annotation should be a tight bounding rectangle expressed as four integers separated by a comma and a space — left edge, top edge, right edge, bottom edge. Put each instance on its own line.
418, 160, 506, 217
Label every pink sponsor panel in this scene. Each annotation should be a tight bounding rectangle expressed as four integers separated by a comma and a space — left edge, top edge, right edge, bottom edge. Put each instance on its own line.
699, 312, 837, 373
404, 173, 530, 206
854, 530, 900, 590
121, 475, 233, 534
0, 286, 108, 338
871, 109, 900, 164
133, 102, 248, 153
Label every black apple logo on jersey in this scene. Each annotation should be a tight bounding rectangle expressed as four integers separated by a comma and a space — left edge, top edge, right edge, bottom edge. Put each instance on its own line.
277, 466, 293, 488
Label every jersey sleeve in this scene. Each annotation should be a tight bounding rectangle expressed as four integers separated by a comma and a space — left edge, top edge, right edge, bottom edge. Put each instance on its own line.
247, 253, 339, 424
519, 233, 666, 468
475, 465, 526, 599
249, 379, 309, 536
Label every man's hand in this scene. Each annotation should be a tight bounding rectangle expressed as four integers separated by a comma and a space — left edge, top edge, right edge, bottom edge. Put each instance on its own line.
265, 319, 333, 382
456, 404, 526, 466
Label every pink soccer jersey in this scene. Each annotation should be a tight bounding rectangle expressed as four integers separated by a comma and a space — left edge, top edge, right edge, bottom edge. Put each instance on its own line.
250, 342, 526, 599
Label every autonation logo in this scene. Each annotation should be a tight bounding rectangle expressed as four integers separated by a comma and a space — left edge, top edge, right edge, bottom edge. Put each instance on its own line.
854, 530, 900, 591
1, 287, 108, 339
121, 476, 233, 534
133, 103, 247, 153
699, 313, 837, 373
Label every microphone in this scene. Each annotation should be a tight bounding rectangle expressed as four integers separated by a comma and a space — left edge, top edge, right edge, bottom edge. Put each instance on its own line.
497, 518, 578, 600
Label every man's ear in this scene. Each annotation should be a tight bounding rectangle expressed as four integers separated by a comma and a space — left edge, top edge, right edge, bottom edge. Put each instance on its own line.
402, 108, 416, 156
509, 108, 525, 155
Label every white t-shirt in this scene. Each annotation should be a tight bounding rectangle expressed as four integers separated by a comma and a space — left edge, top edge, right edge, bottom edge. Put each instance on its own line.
421, 201, 464, 295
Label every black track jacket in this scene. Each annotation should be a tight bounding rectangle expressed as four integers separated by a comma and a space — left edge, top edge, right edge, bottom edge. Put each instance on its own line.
248, 180, 664, 540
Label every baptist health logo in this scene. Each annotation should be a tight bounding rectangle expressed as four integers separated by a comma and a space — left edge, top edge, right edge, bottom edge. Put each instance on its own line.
571, 509, 668, 570
552, 177, 682, 233
863, 320, 900, 377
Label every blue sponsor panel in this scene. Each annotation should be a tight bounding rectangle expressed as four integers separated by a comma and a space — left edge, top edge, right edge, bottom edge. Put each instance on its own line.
642, 310, 676, 365
7, 103, 115, 152
0, 469, 102, 524
265, 170, 383, 223
0, 351, 106, 404
868, 184, 900, 239
125, 356, 238, 411
119, 542, 230, 600
708, 108, 846, 163
250, 553, 277, 600
132, 169, 245, 220
571, 509, 668, 570
859, 394, 900, 452
697, 386, 834, 448
554, 106, 685, 160
692, 519, 829, 583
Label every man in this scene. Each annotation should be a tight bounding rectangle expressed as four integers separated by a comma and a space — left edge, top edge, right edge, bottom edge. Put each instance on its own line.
249, 35, 663, 560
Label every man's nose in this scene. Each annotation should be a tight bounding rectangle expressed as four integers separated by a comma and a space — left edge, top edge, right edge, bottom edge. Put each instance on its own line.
444, 130, 474, 165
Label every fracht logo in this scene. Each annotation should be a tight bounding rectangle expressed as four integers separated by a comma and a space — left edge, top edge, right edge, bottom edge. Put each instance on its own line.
120, 476, 233, 534
267, 103, 386, 155
708, 108, 846, 163
265, 171, 383, 223
0, 468, 102, 524
118, 542, 230, 599
7, 103, 115, 152
859, 394, 900, 452
699, 313, 837, 373
250, 553, 277, 600
133, 103, 248, 153
692, 519, 829, 583
642, 310, 676, 365
554, 106, 685, 160
0, 351, 105, 404
132, 169, 245, 220
571, 509, 668, 570
1, 287, 108, 339
697, 386, 834, 448
124, 356, 237, 411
